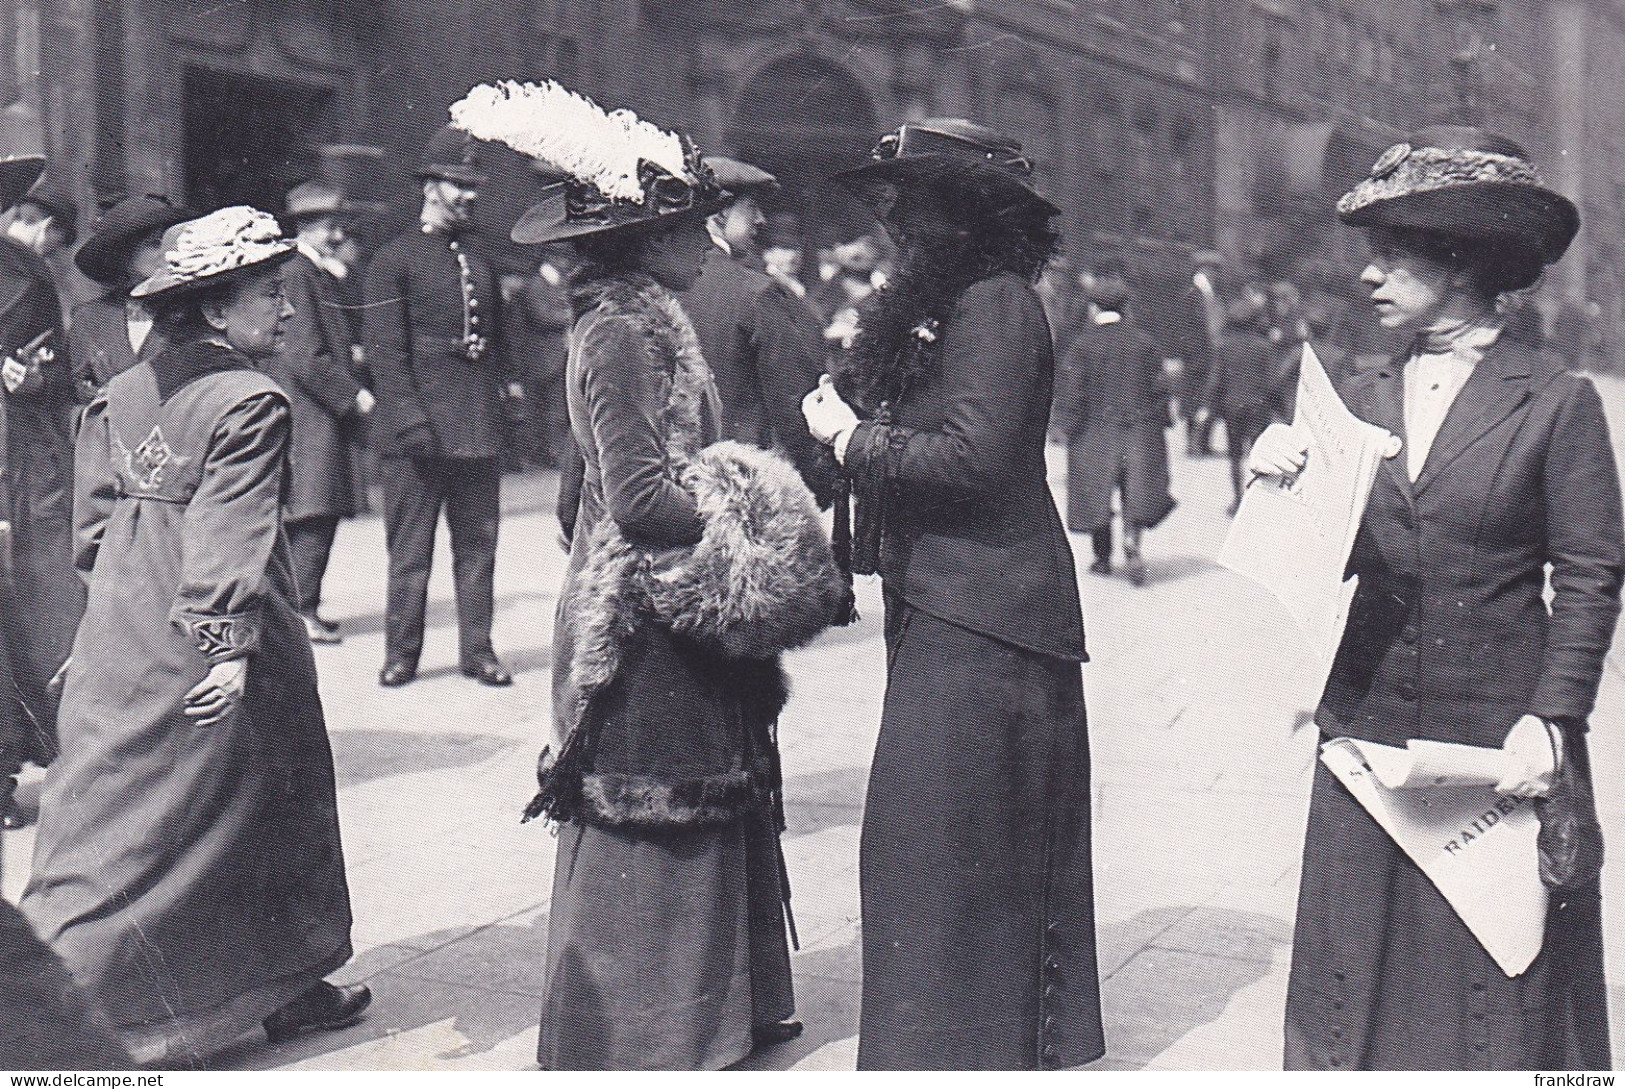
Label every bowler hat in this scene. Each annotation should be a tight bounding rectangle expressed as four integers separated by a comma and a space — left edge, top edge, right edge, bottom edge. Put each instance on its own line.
74, 195, 191, 285
416, 125, 488, 186
284, 179, 350, 222
832, 119, 1059, 217
0, 155, 44, 210
703, 155, 779, 195
1337, 126, 1579, 269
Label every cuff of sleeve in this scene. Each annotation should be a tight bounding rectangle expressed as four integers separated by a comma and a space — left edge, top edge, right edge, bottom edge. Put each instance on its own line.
832, 427, 856, 465
171, 609, 261, 663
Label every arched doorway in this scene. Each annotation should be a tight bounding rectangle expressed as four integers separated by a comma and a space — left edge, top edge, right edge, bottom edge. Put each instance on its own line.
727, 54, 878, 284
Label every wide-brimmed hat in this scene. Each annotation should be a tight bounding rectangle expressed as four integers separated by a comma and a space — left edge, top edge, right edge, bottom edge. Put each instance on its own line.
74, 195, 191, 284
1337, 126, 1579, 267
416, 124, 488, 187
831, 119, 1059, 217
284, 179, 352, 222
0, 155, 44, 210
450, 80, 730, 245
130, 206, 297, 300
703, 155, 778, 196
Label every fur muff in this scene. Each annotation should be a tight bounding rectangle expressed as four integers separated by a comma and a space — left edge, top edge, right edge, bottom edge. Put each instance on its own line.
529, 271, 847, 830
650, 440, 854, 659
580, 768, 766, 831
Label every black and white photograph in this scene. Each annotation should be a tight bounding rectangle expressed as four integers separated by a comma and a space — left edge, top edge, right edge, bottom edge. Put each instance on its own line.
0, 0, 1622, 1076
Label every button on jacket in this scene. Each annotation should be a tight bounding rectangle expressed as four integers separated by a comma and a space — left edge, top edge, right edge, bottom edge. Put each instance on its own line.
362, 227, 506, 459
1318, 339, 1625, 748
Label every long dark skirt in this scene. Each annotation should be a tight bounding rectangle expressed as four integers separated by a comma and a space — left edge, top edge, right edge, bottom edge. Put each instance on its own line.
537, 811, 794, 1070
858, 600, 1104, 1070
1285, 757, 1611, 1070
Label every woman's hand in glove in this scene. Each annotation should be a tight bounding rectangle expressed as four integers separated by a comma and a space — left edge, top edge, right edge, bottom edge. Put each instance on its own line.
1498, 714, 1560, 798
184, 658, 248, 728
802, 374, 859, 448
1245, 423, 1311, 478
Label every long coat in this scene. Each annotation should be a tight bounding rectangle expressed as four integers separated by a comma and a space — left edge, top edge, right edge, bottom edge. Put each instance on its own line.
262, 251, 362, 520
1054, 317, 1176, 533
538, 273, 795, 1070
1286, 339, 1623, 1070
0, 237, 83, 763
22, 343, 353, 1065
679, 247, 838, 506
841, 273, 1104, 1069
68, 295, 167, 391
362, 227, 506, 459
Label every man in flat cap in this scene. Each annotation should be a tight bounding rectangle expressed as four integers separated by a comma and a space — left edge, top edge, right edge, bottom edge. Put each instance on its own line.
364, 126, 512, 687
0, 160, 82, 828
268, 180, 375, 645
678, 155, 836, 506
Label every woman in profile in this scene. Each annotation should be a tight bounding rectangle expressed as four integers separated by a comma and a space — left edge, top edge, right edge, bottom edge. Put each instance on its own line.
452, 81, 846, 1071
1250, 127, 1621, 1070
24, 206, 366, 1066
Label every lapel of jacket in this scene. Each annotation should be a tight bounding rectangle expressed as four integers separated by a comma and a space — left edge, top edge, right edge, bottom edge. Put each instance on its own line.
1363, 352, 1415, 511
1413, 339, 1532, 496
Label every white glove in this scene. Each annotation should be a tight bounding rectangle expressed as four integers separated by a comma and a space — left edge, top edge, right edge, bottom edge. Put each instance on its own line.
1245, 422, 1311, 478
355, 388, 376, 416
1497, 714, 1559, 798
1, 356, 27, 393
802, 374, 859, 447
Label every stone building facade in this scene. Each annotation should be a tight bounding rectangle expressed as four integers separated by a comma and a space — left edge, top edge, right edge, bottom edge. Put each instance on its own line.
6, 0, 1624, 354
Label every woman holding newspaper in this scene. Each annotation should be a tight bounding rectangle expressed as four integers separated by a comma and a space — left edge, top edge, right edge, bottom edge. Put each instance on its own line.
1250, 127, 1623, 1071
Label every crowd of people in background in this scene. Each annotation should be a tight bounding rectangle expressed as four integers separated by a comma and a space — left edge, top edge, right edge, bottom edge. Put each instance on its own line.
0, 81, 1617, 1076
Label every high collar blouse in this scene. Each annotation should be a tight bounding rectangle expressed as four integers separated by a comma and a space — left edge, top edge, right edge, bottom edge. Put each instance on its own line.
1402, 317, 1503, 481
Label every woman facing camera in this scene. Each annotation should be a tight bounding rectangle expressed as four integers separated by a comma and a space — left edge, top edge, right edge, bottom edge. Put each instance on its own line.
1250, 128, 1621, 1070
451, 82, 848, 1071
22, 207, 366, 1066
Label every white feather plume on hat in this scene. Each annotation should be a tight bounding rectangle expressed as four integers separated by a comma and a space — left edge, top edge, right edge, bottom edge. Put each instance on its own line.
450, 80, 690, 205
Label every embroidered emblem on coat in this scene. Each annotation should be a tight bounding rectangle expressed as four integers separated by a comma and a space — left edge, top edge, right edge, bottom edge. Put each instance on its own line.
132, 427, 174, 489
191, 618, 237, 658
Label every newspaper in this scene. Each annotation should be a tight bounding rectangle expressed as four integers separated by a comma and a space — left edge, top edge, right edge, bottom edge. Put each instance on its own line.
1219, 344, 1398, 698
1320, 737, 1547, 976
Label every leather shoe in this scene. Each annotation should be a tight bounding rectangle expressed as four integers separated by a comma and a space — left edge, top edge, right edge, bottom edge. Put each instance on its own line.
751, 1020, 804, 1049
303, 615, 342, 645
379, 661, 417, 688
461, 656, 512, 687
264, 981, 372, 1044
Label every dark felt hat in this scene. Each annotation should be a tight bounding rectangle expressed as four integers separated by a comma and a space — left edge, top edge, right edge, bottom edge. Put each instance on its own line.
832, 119, 1059, 217
18, 174, 78, 243
75, 194, 191, 284
416, 125, 488, 186
0, 155, 44, 210
1337, 126, 1579, 267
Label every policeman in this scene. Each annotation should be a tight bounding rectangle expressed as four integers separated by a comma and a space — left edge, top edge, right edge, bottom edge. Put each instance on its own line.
678, 155, 837, 506
364, 127, 513, 687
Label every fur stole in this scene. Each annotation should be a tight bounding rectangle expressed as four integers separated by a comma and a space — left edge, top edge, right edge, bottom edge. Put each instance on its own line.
528, 272, 851, 830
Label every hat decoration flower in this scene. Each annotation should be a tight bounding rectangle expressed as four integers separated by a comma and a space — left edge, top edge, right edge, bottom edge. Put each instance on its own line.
166, 206, 291, 281
130, 205, 296, 299
448, 80, 726, 243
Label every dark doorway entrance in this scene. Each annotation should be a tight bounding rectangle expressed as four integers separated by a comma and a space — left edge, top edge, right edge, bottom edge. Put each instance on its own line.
728, 57, 878, 278
183, 68, 335, 213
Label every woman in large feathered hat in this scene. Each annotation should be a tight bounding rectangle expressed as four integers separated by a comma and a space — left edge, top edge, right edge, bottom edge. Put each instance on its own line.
451, 81, 848, 1070
1250, 128, 1619, 1070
